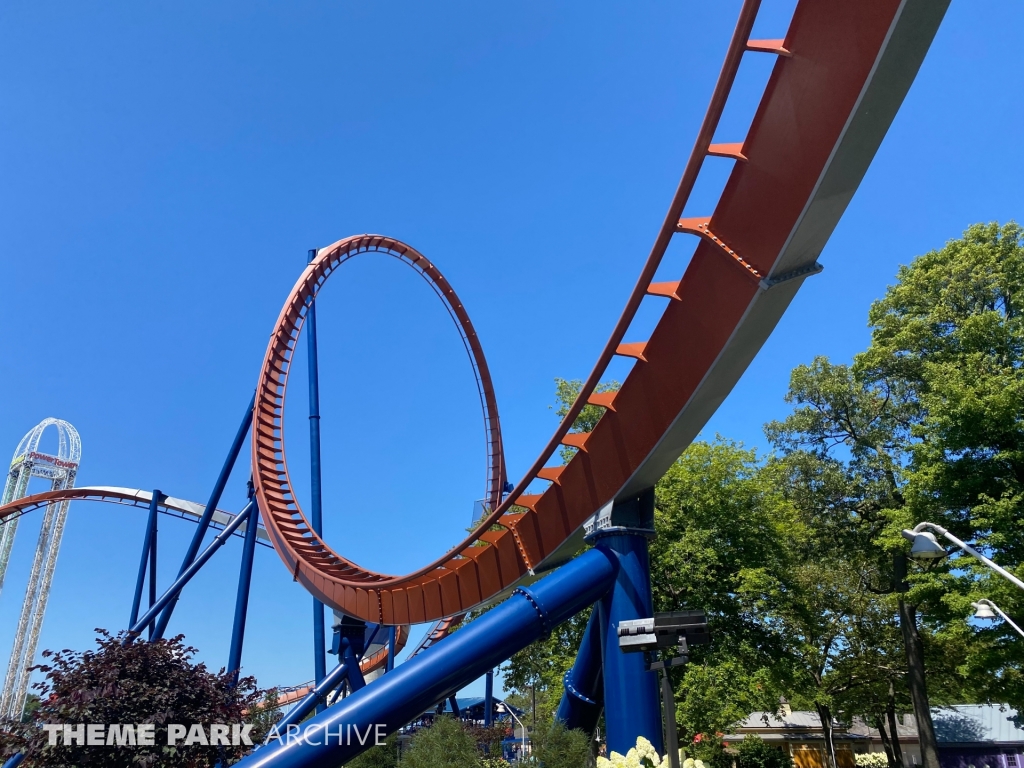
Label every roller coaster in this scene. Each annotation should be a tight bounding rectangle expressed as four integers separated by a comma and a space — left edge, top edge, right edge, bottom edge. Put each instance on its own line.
0, 0, 954, 765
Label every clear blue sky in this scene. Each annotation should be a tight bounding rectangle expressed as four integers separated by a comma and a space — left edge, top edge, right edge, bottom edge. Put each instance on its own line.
1, 1, 1022, 700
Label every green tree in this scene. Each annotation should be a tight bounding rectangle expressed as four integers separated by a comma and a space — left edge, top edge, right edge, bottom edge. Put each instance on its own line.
764, 356, 918, 766
858, 222, 1024, 682
345, 733, 399, 768
763, 223, 1024, 768
765, 354, 976, 768
651, 439, 796, 738
851, 221, 1024, 767
531, 721, 594, 768
402, 716, 482, 768
20, 693, 41, 724
735, 735, 794, 768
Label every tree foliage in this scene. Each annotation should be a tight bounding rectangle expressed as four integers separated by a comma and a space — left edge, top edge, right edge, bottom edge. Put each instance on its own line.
651, 439, 795, 737
402, 716, 482, 768
503, 223, 1024, 764
531, 721, 594, 768
345, 733, 400, 768
735, 735, 794, 768
0, 630, 268, 767
856, 221, 1024, 711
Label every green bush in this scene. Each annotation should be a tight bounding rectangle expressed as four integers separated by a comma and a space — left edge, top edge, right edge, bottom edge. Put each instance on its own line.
531, 721, 594, 768
345, 733, 399, 768
0, 630, 267, 767
854, 754, 889, 768
736, 735, 794, 768
402, 716, 482, 768
690, 737, 733, 768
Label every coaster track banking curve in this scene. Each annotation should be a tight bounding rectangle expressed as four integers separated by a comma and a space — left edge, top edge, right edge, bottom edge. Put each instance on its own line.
252, 0, 949, 625
0, 0, 950, 632
0, 487, 410, 679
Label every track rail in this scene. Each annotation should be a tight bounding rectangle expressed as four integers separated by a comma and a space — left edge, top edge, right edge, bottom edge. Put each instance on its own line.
272, 624, 411, 707
252, 0, 949, 624
405, 614, 464, 659
0, 486, 272, 546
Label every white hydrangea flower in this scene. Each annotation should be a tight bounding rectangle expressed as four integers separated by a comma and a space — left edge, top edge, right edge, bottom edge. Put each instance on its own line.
603, 736, 688, 768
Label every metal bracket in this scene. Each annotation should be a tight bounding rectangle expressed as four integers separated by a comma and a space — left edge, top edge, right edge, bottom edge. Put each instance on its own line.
646, 655, 688, 672
583, 488, 656, 541
758, 261, 823, 291
583, 500, 614, 538
676, 218, 763, 286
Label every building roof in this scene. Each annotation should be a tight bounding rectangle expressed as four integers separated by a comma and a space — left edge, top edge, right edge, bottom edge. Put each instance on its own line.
735, 705, 1024, 746
931, 705, 1024, 745
729, 711, 869, 743
848, 716, 918, 741
738, 711, 837, 731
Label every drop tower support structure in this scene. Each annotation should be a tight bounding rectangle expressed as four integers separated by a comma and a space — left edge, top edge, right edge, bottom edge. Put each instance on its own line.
0, 419, 81, 721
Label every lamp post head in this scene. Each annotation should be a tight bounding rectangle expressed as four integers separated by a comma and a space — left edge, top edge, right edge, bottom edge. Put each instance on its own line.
972, 601, 998, 620
902, 529, 947, 560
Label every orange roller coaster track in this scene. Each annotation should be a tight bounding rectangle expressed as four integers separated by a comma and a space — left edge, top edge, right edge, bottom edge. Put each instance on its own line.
0, 0, 950, 633
252, 0, 949, 624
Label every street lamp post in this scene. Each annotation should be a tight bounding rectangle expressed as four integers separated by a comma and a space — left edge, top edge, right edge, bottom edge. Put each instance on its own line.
496, 700, 528, 762
972, 598, 1024, 640
901, 522, 1024, 591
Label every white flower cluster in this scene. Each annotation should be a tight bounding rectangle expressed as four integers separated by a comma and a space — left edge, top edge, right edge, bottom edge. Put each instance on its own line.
597, 736, 700, 768
854, 753, 890, 768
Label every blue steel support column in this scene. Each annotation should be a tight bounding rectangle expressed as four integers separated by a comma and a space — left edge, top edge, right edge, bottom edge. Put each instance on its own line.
588, 488, 663, 756
129, 490, 162, 631
386, 625, 397, 673
484, 670, 494, 726
147, 501, 158, 640
307, 247, 328, 711
129, 499, 255, 638
556, 606, 604, 734
343, 638, 366, 694
153, 392, 256, 639
227, 485, 260, 684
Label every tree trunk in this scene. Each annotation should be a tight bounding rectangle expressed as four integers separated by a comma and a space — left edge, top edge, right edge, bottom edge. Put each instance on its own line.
898, 599, 940, 768
816, 703, 839, 768
875, 714, 897, 768
887, 680, 906, 768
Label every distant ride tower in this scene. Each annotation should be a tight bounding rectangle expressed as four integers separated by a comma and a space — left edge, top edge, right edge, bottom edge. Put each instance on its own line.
0, 418, 81, 720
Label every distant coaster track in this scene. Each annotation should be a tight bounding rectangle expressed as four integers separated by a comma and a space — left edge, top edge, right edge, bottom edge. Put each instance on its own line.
0, 486, 273, 546
0, 486, 410, 677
